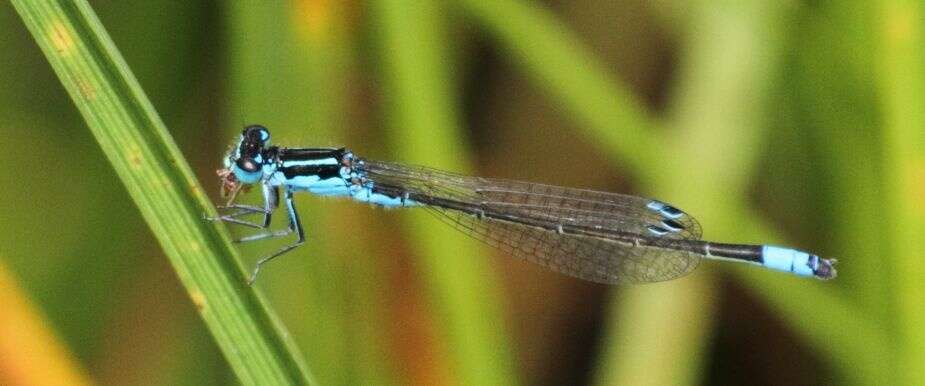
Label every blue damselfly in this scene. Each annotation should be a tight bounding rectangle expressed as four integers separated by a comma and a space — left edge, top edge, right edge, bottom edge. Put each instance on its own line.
209, 125, 837, 285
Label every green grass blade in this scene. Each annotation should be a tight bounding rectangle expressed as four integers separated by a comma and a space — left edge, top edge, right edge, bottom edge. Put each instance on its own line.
878, 1, 925, 384
595, 278, 715, 386
371, 1, 519, 385
10, 1, 314, 384
787, 0, 890, 322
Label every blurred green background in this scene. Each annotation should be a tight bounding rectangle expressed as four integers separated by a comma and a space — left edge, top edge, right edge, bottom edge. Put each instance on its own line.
1, 1, 922, 385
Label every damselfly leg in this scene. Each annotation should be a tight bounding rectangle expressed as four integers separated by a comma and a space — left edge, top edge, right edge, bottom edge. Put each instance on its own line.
246, 188, 305, 285
208, 182, 277, 228
209, 181, 307, 284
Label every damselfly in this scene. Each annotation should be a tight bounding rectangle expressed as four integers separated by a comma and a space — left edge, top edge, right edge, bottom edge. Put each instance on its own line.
209, 125, 837, 285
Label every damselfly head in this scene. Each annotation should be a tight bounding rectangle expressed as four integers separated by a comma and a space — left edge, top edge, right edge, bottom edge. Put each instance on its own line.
225, 125, 272, 185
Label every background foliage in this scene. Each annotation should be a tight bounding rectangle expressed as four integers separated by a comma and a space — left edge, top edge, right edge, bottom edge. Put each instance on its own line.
1, 1, 921, 385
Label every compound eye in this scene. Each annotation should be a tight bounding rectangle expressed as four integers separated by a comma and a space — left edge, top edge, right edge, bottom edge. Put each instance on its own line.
243, 125, 270, 143
236, 158, 261, 173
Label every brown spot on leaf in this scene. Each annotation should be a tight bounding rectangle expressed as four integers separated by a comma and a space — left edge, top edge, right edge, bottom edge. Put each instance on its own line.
48, 20, 75, 55
190, 291, 206, 312
76, 78, 96, 100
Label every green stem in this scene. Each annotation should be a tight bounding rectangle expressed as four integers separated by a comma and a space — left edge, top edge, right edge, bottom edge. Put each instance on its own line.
878, 1, 925, 384
11, 1, 313, 384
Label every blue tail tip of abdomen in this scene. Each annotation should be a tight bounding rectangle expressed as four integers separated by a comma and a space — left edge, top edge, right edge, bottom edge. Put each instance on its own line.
762, 245, 838, 280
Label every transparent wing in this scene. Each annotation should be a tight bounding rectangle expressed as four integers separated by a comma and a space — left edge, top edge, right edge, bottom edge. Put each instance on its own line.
360, 159, 703, 284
